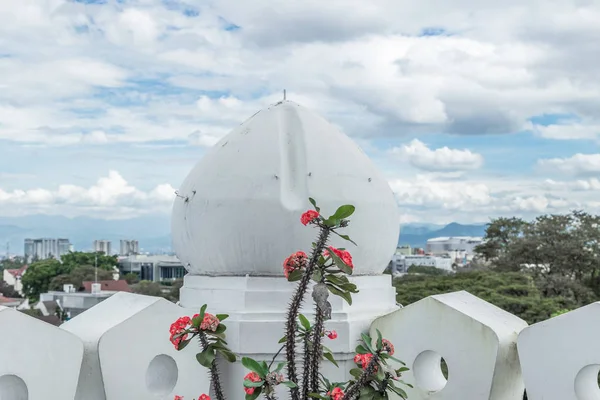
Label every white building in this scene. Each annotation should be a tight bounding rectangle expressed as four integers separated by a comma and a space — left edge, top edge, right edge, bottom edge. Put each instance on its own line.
93, 240, 112, 255
2, 264, 27, 294
117, 254, 185, 282
426, 236, 483, 258
24, 238, 72, 261
40, 283, 119, 319
119, 239, 139, 256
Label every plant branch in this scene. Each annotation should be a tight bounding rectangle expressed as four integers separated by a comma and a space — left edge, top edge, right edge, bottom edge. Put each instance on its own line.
308, 280, 326, 393
301, 331, 313, 399
199, 332, 226, 400
268, 344, 286, 369
285, 225, 331, 400
342, 353, 380, 400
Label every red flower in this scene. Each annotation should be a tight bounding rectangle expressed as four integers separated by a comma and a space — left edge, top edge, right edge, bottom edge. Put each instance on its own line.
200, 313, 220, 332
169, 316, 192, 349
382, 339, 395, 355
301, 210, 319, 225
327, 387, 344, 400
244, 371, 262, 395
323, 246, 353, 269
326, 330, 338, 340
198, 395, 210, 400
174, 396, 184, 400
283, 251, 308, 278
353, 353, 376, 371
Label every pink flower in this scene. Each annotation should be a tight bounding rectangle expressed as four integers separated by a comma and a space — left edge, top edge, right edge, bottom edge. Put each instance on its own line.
382, 338, 395, 355
301, 210, 320, 225
200, 313, 220, 332
174, 396, 184, 400
283, 251, 308, 278
353, 353, 376, 371
323, 246, 353, 269
326, 330, 338, 340
327, 387, 344, 400
169, 316, 192, 349
244, 371, 261, 395
198, 395, 210, 400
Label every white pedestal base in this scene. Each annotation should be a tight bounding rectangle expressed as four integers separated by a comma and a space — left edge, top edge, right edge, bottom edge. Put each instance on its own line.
180, 274, 398, 399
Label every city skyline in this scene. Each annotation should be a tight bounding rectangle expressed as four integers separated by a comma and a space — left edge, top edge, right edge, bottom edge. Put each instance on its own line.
1, 1, 600, 225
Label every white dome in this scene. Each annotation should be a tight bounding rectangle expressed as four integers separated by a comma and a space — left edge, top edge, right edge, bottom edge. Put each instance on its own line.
171, 101, 399, 276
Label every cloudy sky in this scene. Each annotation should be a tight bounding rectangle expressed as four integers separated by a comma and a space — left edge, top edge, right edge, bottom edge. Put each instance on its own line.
1, 0, 600, 224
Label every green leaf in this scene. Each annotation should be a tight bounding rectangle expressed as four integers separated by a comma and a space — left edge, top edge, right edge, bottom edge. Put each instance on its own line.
243, 379, 265, 388
245, 386, 262, 400
278, 335, 287, 344
324, 274, 348, 285
328, 250, 353, 275
337, 233, 357, 246
176, 338, 192, 351
312, 269, 323, 283
274, 362, 286, 373
361, 333, 375, 353
349, 368, 363, 378
389, 356, 406, 365
218, 349, 237, 363
214, 324, 227, 334
323, 352, 339, 367
260, 361, 269, 373
216, 314, 229, 322
326, 283, 352, 305
308, 197, 320, 213
330, 204, 355, 220
355, 344, 369, 354
196, 348, 216, 368
287, 269, 303, 282
241, 357, 267, 378
298, 314, 311, 331
280, 381, 298, 388
376, 329, 383, 352
198, 304, 207, 323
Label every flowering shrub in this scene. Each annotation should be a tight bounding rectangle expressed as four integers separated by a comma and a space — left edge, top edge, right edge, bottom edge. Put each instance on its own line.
170, 198, 411, 400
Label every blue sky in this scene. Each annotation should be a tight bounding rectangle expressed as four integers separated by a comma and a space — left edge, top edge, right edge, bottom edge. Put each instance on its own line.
1, 0, 600, 224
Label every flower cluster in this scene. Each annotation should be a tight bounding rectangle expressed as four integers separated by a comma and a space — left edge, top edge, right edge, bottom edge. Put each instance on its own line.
327, 387, 344, 400
283, 250, 308, 278
173, 396, 210, 400
265, 371, 285, 386
326, 330, 338, 340
300, 209, 320, 225
382, 338, 395, 355
244, 371, 261, 395
353, 353, 375, 371
200, 313, 220, 332
170, 316, 191, 349
323, 246, 354, 268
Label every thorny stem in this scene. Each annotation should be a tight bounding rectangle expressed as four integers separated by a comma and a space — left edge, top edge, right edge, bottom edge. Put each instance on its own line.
199, 332, 226, 400
301, 330, 313, 399
342, 353, 380, 400
285, 225, 331, 400
308, 278, 326, 393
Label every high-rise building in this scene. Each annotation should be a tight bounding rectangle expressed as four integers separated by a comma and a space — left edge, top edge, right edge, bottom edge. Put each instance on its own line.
24, 238, 72, 262
93, 240, 112, 255
119, 240, 139, 256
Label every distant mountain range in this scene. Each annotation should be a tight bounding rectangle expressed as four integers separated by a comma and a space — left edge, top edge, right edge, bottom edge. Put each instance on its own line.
398, 222, 488, 248
0, 215, 488, 256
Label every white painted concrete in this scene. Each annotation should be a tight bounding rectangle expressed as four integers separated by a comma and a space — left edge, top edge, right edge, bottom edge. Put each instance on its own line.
171, 100, 399, 277
518, 302, 600, 400
0, 306, 83, 400
180, 274, 399, 399
61, 292, 210, 400
370, 291, 528, 400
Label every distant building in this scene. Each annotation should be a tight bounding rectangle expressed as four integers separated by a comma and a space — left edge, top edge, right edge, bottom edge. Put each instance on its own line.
120, 240, 139, 256
401, 255, 453, 272
2, 264, 27, 295
117, 254, 186, 282
396, 245, 412, 256
24, 238, 72, 261
93, 240, 112, 255
426, 237, 483, 257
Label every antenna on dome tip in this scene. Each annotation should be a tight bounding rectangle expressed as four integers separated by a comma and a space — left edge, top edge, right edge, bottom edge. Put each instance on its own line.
283, 89, 286, 100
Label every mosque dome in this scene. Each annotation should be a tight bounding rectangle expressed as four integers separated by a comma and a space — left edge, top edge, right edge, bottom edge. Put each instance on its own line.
171, 100, 399, 276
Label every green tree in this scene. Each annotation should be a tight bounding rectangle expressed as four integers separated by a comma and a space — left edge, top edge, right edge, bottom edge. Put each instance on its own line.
132, 280, 163, 297
0, 281, 21, 298
0, 256, 27, 272
49, 266, 114, 292
406, 265, 450, 276
123, 273, 140, 285
165, 278, 183, 302
21, 259, 72, 302
61, 251, 117, 271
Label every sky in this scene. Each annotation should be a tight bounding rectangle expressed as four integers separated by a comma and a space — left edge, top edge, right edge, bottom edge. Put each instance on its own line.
1, 0, 600, 225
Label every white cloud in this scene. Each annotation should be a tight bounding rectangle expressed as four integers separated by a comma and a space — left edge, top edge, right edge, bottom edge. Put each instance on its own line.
391, 139, 483, 171
0, 171, 175, 218
538, 154, 600, 175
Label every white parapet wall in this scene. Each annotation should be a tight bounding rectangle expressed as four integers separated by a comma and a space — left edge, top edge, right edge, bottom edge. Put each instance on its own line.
3, 291, 600, 399
0, 306, 84, 400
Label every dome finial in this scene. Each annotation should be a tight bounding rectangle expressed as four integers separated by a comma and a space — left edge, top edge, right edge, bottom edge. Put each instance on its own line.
283, 89, 286, 100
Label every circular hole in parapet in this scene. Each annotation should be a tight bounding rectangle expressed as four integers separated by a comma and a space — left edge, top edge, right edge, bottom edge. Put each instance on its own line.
574, 364, 600, 400
0, 374, 28, 400
413, 350, 448, 392
146, 354, 178, 395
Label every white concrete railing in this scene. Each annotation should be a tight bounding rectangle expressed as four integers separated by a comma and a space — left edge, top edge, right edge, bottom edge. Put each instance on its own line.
0, 290, 598, 400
